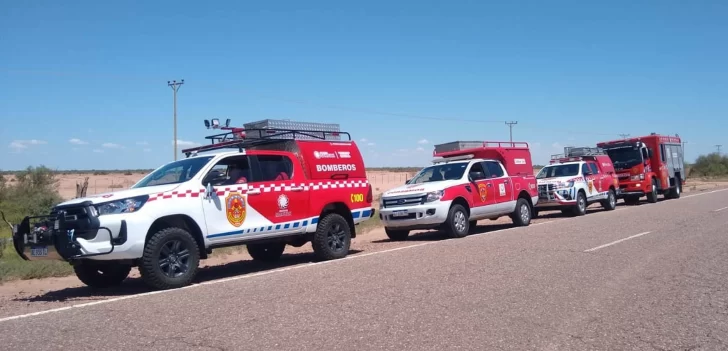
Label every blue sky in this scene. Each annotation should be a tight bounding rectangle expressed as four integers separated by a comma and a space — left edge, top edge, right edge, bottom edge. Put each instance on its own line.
1, 0, 726, 170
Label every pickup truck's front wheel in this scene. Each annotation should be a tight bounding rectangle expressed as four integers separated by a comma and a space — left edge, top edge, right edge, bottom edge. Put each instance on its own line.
74, 260, 132, 288
139, 227, 200, 290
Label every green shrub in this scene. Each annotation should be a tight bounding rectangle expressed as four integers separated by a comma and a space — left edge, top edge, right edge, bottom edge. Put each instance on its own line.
689, 153, 728, 178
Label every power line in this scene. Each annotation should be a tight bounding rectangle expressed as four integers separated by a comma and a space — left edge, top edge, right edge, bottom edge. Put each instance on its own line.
505, 121, 518, 142
168, 79, 184, 161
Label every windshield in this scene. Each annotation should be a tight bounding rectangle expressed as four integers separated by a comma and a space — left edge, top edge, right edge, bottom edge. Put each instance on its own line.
536, 164, 580, 179
604, 147, 642, 169
408, 162, 468, 184
132, 156, 214, 188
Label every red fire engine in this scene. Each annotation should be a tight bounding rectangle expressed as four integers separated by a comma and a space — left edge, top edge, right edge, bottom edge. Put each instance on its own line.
597, 133, 685, 204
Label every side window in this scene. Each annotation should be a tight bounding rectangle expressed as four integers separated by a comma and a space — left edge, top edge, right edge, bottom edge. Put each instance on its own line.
256, 155, 294, 182
468, 162, 486, 180
202, 155, 254, 186
485, 161, 505, 178
589, 163, 599, 174
660, 144, 666, 162
581, 163, 591, 175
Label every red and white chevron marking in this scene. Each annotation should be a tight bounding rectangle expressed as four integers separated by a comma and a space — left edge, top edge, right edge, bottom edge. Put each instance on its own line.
146, 180, 369, 202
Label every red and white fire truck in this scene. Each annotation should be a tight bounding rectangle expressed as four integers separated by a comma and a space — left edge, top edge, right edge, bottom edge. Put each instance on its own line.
11, 119, 375, 290
378, 141, 539, 240
534, 147, 619, 217
597, 133, 685, 204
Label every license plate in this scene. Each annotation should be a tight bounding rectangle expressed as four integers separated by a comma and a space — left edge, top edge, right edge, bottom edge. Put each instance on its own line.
392, 210, 409, 217
30, 246, 48, 257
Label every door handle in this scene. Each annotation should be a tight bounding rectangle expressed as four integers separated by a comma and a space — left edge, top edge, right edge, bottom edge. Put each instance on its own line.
247, 188, 261, 195
504, 180, 509, 184
291, 186, 304, 192
487, 183, 492, 187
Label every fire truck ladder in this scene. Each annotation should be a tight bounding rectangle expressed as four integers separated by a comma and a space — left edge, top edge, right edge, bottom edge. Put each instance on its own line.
181, 128, 351, 158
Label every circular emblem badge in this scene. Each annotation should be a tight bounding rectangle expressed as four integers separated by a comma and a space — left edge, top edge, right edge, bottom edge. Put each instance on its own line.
277, 194, 289, 210
225, 192, 247, 227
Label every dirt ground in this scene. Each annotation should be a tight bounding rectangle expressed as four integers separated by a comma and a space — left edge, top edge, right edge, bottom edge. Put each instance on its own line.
1, 170, 726, 320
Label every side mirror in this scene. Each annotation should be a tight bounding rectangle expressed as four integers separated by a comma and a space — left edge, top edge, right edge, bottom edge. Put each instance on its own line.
204, 182, 216, 199
404, 179, 410, 184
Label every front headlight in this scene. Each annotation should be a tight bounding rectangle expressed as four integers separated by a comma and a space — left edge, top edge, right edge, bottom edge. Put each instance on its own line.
630, 174, 645, 181
95, 195, 149, 216
424, 190, 445, 203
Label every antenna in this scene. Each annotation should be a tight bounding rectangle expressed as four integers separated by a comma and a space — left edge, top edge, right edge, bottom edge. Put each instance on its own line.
505, 121, 518, 142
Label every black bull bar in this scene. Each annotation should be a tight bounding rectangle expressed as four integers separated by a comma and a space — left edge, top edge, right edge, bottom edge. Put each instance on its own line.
10, 202, 127, 262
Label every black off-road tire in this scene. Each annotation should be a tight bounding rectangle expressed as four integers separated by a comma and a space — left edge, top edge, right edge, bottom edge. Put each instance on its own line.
601, 188, 617, 211
385, 228, 410, 241
511, 197, 532, 226
646, 178, 658, 203
573, 190, 587, 216
247, 242, 286, 262
139, 227, 200, 290
666, 178, 682, 199
444, 204, 470, 238
312, 213, 351, 260
74, 260, 132, 288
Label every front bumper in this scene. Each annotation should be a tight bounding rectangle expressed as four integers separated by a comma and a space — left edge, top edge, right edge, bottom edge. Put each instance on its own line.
535, 185, 578, 208
11, 201, 146, 262
617, 180, 648, 197
379, 199, 453, 230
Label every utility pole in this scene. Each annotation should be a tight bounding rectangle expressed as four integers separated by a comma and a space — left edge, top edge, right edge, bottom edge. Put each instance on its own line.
168, 79, 184, 161
619, 133, 630, 139
505, 121, 518, 142
717, 145, 723, 154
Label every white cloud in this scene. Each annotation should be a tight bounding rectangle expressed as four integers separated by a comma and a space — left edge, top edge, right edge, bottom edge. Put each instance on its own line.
9, 141, 27, 150
9, 139, 47, 150
397, 148, 408, 153
174, 139, 201, 147
69, 138, 89, 145
367, 142, 375, 146
136, 141, 149, 146
416, 147, 425, 152
143, 148, 152, 153
102, 142, 123, 149
92, 149, 104, 153
360, 138, 368, 142
417, 139, 429, 144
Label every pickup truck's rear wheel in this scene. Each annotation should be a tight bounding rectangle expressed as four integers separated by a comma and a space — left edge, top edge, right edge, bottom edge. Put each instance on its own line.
601, 188, 617, 211
247, 242, 286, 262
312, 213, 351, 260
74, 261, 132, 288
511, 198, 532, 226
385, 228, 409, 241
444, 204, 469, 238
139, 227, 200, 290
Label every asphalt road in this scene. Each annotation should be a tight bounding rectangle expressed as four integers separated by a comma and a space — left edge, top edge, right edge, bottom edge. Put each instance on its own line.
1, 189, 728, 351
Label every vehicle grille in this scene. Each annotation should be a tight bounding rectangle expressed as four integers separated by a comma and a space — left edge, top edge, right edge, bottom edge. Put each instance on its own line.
49, 204, 99, 240
538, 184, 556, 201
382, 195, 425, 208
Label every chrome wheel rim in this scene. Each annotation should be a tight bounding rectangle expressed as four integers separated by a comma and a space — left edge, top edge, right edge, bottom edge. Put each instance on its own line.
454, 211, 466, 233
520, 203, 530, 223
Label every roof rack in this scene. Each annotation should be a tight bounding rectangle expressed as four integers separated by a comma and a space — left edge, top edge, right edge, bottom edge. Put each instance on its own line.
549, 146, 606, 164
181, 118, 351, 158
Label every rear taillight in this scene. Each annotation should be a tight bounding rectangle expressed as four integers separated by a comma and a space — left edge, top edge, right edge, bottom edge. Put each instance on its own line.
366, 185, 373, 203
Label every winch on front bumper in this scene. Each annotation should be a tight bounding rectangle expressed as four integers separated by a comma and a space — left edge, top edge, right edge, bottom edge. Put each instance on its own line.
11, 201, 127, 262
